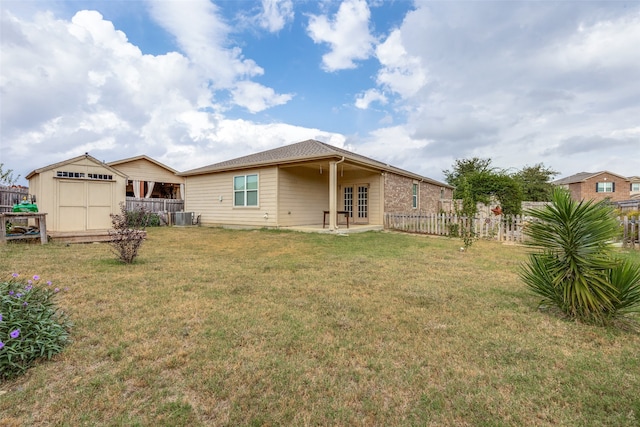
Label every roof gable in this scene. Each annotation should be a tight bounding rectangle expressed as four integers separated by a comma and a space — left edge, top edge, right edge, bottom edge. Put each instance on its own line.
108, 155, 179, 175
26, 153, 127, 179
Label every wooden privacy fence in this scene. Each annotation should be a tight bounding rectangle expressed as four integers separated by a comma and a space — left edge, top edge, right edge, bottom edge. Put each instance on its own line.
125, 197, 184, 214
384, 213, 640, 248
0, 186, 29, 213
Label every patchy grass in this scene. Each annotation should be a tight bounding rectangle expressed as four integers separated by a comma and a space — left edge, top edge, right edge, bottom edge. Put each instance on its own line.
1, 228, 639, 426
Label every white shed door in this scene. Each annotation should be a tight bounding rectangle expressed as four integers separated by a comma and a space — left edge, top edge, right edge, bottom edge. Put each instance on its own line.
58, 180, 113, 231
58, 181, 87, 231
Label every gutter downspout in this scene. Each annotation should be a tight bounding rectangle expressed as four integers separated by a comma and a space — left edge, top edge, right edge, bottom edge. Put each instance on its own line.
329, 157, 345, 231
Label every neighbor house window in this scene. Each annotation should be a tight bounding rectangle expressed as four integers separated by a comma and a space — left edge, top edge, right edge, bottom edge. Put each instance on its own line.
234, 174, 258, 206
412, 183, 419, 209
632, 183, 640, 192
596, 182, 614, 193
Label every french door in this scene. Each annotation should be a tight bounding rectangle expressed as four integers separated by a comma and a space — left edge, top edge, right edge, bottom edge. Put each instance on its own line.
343, 184, 369, 224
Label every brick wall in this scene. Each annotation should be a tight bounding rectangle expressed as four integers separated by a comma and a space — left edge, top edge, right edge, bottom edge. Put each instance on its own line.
578, 173, 631, 203
384, 172, 453, 213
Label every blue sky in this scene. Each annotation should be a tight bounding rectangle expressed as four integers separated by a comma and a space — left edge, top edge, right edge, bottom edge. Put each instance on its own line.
1, 0, 639, 186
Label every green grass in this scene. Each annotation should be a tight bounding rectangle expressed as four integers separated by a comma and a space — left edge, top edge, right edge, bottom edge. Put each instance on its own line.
1, 228, 639, 426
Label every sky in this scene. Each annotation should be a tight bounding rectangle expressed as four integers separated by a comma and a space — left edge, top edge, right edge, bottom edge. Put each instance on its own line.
1, 0, 639, 187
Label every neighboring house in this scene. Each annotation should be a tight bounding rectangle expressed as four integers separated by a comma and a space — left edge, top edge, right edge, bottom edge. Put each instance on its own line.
26, 154, 127, 232
180, 139, 454, 230
553, 171, 632, 203
107, 155, 184, 199
629, 176, 640, 199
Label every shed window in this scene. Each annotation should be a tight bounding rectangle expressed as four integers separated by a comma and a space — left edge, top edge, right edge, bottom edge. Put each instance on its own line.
412, 183, 419, 209
234, 174, 258, 207
88, 173, 113, 180
56, 171, 85, 178
596, 182, 614, 193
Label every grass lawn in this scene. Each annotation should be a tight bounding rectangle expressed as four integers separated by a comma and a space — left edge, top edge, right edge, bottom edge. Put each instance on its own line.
1, 227, 639, 426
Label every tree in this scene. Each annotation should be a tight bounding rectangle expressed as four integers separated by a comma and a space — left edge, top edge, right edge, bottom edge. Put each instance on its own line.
520, 188, 640, 325
443, 157, 523, 216
0, 163, 20, 186
443, 157, 492, 191
513, 163, 559, 202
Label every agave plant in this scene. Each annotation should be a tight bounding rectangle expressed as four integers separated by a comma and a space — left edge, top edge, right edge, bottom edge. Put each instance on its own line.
521, 188, 640, 324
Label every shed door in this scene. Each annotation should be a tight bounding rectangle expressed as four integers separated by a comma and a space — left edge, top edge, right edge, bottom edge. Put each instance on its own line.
58, 180, 113, 231
58, 181, 87, 231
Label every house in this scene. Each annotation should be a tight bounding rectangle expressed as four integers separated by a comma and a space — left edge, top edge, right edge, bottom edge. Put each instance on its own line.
180, 139, 454, 231
107, 155, 184, 199
553, 171, 632, 203
26, 154, 127, 232
630, 176, 640, 199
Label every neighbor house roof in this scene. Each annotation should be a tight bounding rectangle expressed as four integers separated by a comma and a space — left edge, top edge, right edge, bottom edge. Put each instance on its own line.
25, 153, 127, 180
553, 171, 631, 185
180, 139, 453, 188
107, 155, 180, 175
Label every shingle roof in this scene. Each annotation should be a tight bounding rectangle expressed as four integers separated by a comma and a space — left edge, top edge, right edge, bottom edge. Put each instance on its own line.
180, 139, 453, 188
553, 171, 631, 185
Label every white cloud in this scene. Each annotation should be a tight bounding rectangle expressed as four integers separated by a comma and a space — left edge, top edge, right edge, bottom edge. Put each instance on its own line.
231, 81, 293, 113
307, 0, 374, 71
0, 8, 335, 182
258, 0, 294, 32
375, 29, 428, 98
542, 12, 640, 72
147, 0, 262, 88
354, 89, 387, 109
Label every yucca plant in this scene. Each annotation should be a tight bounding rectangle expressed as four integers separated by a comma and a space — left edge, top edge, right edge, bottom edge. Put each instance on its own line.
521, 188, 640, 324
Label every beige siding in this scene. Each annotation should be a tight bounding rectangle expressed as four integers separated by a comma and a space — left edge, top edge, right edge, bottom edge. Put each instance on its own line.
28, 157, 126, 232
112, 159, 184, 184
277, 167, 330, 226
185, 167, 278, 227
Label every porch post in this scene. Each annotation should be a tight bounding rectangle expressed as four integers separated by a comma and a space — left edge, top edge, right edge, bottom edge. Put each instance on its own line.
329, 161, 337, 230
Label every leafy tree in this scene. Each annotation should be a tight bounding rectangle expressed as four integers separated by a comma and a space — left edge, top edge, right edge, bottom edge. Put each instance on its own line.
0, 163, 20, 186
443, 157, 523, 216
513, 163, 559, 202
521, 188, 640, 325
443, 157, 492, 190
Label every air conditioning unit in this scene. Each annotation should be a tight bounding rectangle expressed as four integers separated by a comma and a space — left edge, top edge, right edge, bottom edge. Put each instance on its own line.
174, 212, 193, 226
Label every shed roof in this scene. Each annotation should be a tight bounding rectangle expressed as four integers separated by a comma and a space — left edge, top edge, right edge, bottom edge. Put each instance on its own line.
25, 153, 127, 180
553, 171, 631, 185
180, 139, 453, 188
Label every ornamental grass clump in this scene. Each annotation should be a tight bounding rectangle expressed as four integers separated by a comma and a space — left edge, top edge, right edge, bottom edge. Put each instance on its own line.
521, 188, 640, 325
1, 274, 72, 380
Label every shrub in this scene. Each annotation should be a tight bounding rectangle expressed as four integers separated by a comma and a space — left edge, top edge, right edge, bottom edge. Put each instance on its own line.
1, 274, 72, 380
109, 203, 148, 264
127, 210, 161, 227
521, 188, 640, 325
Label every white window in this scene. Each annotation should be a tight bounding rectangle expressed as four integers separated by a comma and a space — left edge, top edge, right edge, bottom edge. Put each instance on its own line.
596, 182, 614, 193
412, 183, 419, 209
632, 183, 640, 192
234, 174, 258, 207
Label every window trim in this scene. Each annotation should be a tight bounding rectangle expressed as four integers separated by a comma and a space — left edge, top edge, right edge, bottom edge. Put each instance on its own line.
233, 173, 259, 207
596, 182, 614, 193
412, 182, 419, 209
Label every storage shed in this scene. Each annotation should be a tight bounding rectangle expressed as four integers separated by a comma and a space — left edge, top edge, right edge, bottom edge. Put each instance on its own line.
26, 154, 127, 232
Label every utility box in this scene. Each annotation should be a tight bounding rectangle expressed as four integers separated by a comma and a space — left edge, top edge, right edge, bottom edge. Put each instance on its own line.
174, 212, 193, 226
